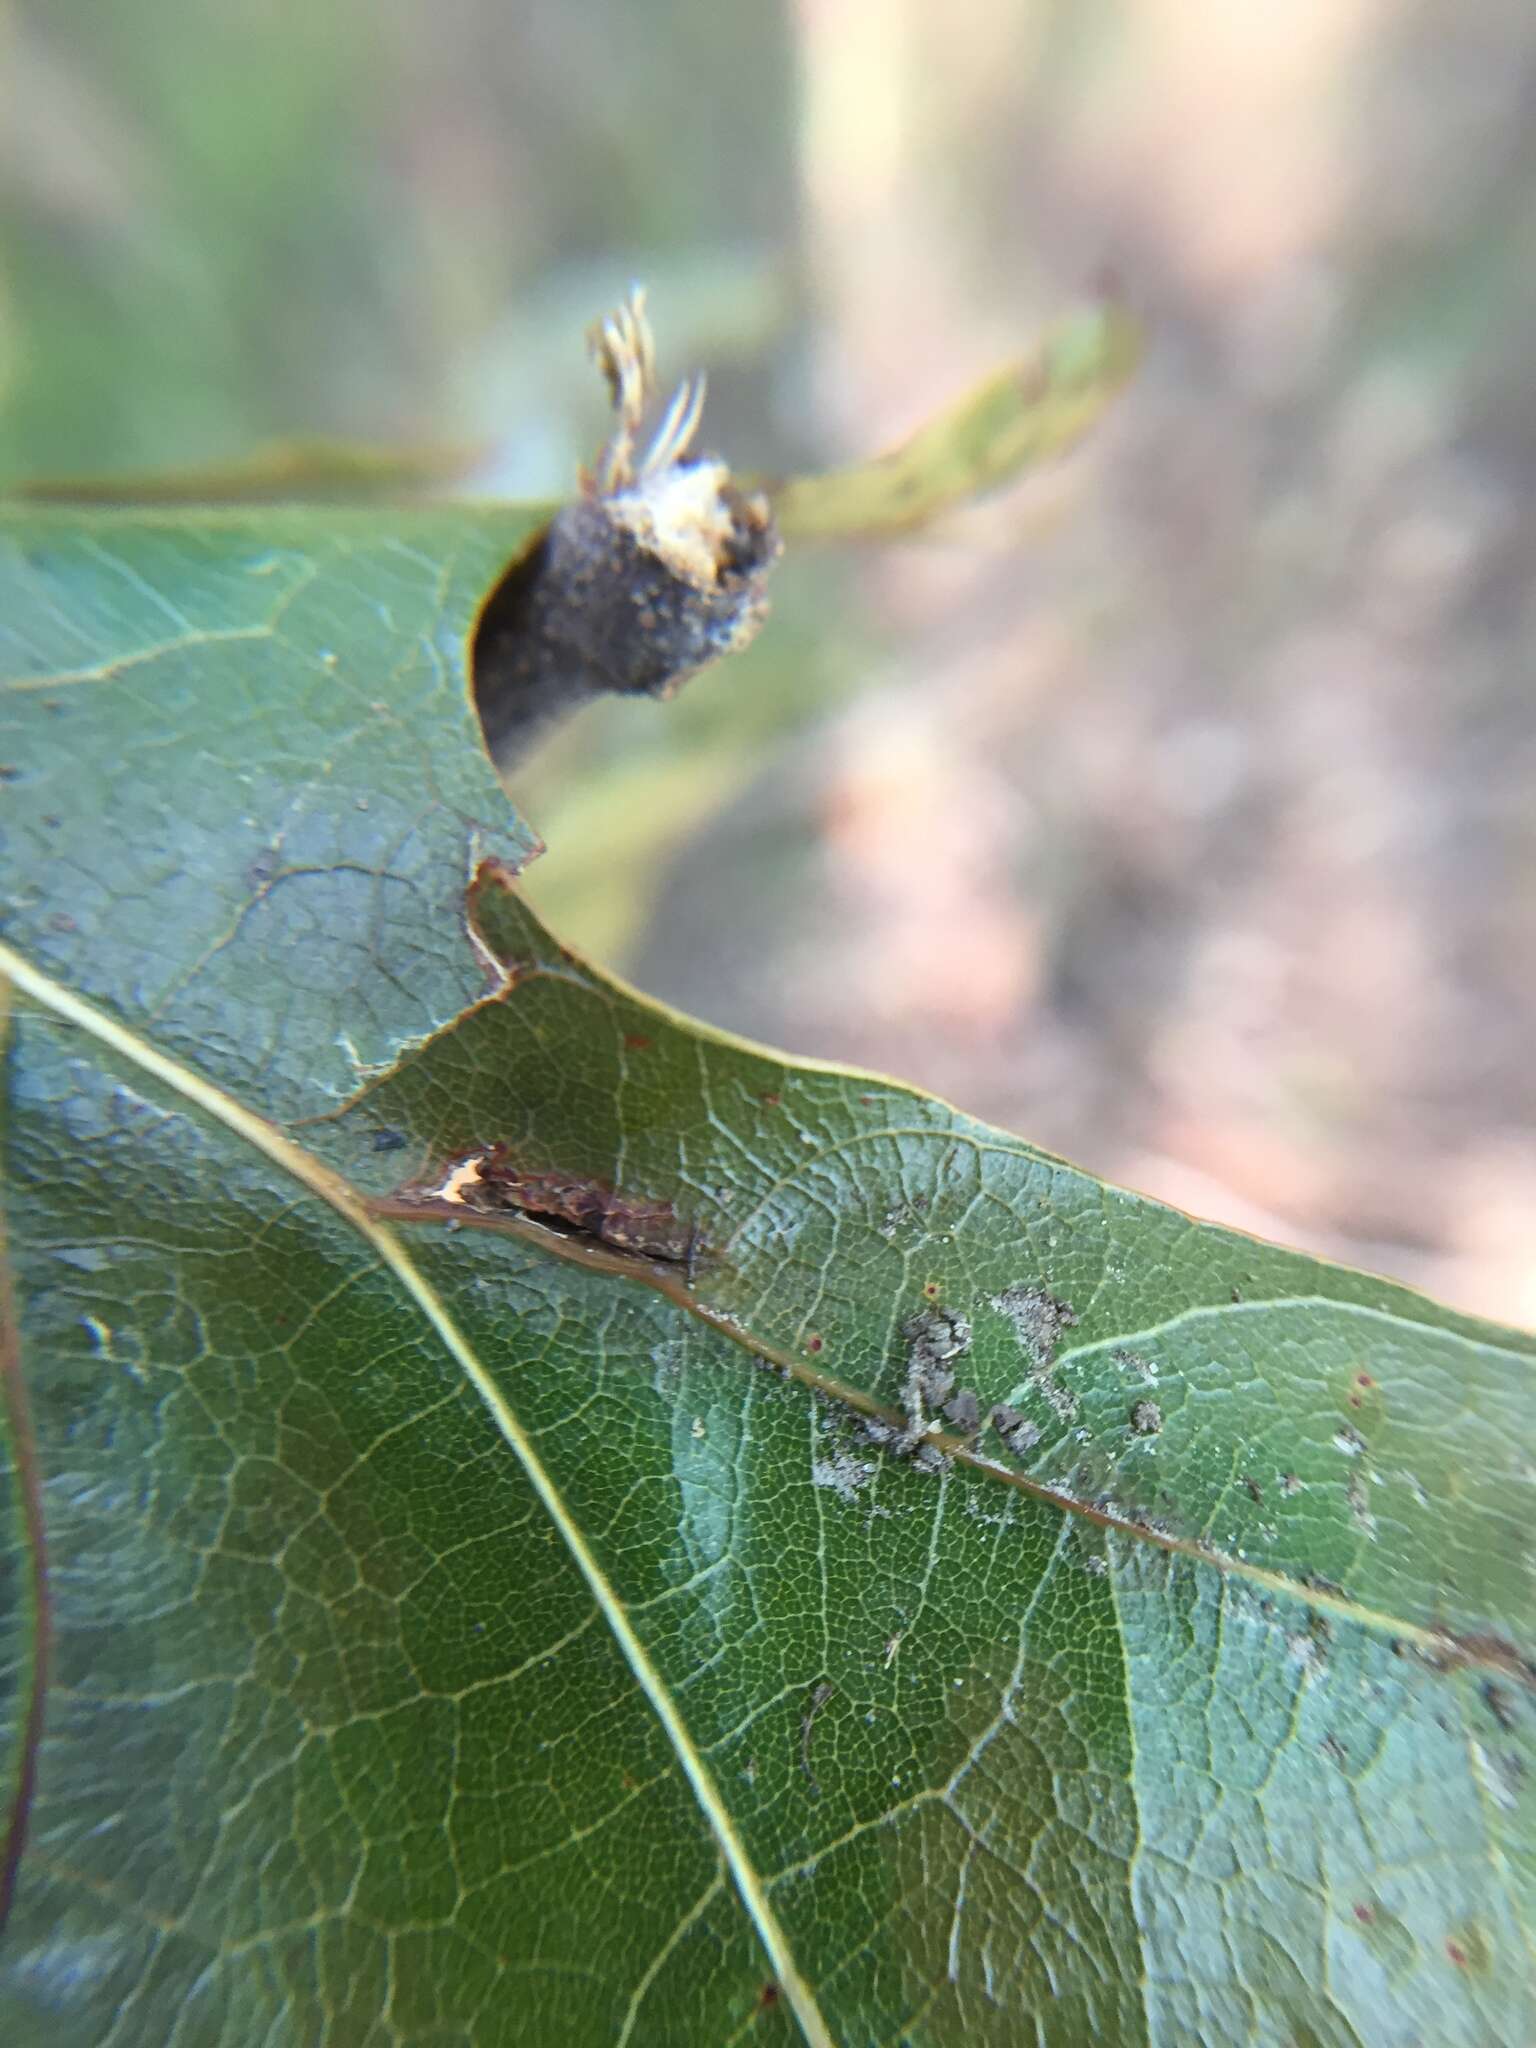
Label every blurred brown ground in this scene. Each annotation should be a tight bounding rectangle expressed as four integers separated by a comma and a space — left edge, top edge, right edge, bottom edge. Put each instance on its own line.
3, 0, 1532, 1323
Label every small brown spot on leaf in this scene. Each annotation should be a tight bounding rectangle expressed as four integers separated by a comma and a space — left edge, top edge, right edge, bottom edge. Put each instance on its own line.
1444, 1925, 1494, 1973
1423, 1629, 1536, 1690
806, 1333, 824, 1354
760, 1091, 782, 1108
1353, 1903, 1375, 1925
622, 1032, 652, 1052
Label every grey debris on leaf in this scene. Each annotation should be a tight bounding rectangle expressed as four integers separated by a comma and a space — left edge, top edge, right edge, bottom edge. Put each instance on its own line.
990, 1403, 1041, 1458
811, 1450, 875, 1505
990, 1285, 1077, 1369
943, 1387, 983, 1437
902, 1305, 973, 1367
900, 1305, 972, 1432
990, 1284, 1080, 1422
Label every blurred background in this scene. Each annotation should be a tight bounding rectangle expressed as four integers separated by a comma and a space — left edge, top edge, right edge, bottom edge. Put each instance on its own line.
3, 0, 1532, 1325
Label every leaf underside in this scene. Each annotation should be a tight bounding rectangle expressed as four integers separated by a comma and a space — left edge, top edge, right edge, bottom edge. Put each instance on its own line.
0, 478, 1532, 2048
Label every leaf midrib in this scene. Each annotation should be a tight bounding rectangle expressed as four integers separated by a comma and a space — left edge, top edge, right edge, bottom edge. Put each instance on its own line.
8, 936, 1524, 1681
372, 1196, 1517, 1671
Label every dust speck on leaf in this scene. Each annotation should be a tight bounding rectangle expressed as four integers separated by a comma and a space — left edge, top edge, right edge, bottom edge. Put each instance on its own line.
1333, 1425, 1366, 1457
800, 1680, 835, 1793
1347, 1470, 1376, 1535
1129, 1400, 1162, 1436
1288, 1632, 1323, 1674
650, 1341, 686, 1396
1469, 1740, 1521, 1813
1112, 1347, 1158, 1382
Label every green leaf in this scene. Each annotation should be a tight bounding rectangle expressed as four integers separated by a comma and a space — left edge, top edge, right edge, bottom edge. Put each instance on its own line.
1, 462, 1533, 2048
0, 501, 546, 1119
10, 438, 488, 507
770, 303, 1140, 540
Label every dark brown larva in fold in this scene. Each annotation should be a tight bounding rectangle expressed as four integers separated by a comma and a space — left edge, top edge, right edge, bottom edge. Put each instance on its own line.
456, 1145, 695, 1264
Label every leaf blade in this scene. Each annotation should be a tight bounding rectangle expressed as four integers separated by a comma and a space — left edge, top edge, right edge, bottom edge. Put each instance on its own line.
1, 449, 1532, 2047
770, 303, 1140, 541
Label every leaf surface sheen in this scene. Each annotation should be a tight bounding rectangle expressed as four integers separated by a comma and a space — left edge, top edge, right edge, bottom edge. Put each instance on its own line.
0, 494, 1532, 2048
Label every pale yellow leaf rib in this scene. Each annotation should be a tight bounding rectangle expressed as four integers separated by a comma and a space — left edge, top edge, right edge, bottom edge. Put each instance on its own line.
0, 939, 836, 2048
